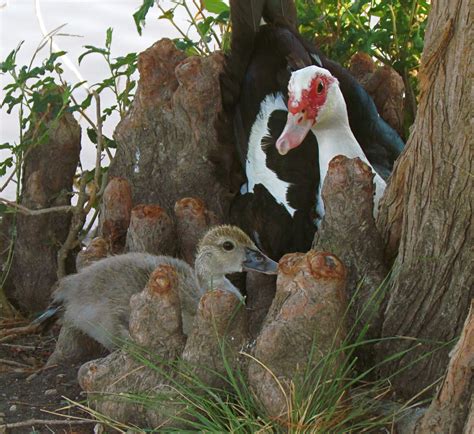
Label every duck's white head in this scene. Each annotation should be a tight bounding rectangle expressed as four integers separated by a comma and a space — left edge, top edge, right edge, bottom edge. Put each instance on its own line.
276, 65, 342, 155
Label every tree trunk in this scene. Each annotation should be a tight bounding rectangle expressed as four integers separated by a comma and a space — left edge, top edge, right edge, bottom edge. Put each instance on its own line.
109, 40, 231, 222
313, 156, 388, 337
349, 52, 405, 139
5, 111, 81, 313
375, 0, 473, 398
415, 301, 473, 434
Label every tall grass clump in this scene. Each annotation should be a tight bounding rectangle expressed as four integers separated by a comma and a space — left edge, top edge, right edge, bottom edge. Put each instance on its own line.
66, 272, 453, 433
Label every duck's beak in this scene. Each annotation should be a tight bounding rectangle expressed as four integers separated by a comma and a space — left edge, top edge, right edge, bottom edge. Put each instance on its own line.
243, 248, 279, 275
276, 112, 314, 155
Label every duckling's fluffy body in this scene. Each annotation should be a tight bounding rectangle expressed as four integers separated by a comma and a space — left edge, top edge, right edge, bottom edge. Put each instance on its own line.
54, 253, 201, 350
45, 225, 278, 352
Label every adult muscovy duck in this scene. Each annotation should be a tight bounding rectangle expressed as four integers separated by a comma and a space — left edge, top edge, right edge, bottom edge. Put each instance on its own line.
276, 65, 387, 217
220, 0, 404, 260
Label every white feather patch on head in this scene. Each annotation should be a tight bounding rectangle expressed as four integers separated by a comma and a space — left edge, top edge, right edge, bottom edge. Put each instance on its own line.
289, 65, 335, 104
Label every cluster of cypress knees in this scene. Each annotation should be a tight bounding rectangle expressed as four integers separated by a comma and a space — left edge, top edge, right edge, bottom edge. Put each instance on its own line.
34, 0, 404, 356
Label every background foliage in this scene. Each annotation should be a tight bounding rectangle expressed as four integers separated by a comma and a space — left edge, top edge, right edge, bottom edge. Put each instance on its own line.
134, 0, 428, 123
296, 0, 429, 122
0, 0, 429, 314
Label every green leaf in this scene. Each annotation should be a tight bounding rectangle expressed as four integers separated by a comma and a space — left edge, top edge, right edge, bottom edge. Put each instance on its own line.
93, 77, 116, 93
159, 9, 174, 21
86, 128, 116, 149
0, 157, 14, 177
214, 10, 230, 24
133, 0, 154, 35
110, 52, 138, 70
197, 18, 213, 38
0, 41, 23, 73
80, 93, 93, 110
185, 45, 200, 56
203, 0, 229, 14
174, 38, 198, 54
105, 27, 113, 50
86, 127, 97, 144
70, 80, 87, 91
44, 51, 66, 71
78, 46, 108, 65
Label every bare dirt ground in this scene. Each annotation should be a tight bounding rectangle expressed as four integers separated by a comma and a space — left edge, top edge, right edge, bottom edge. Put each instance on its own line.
0, 322, 95, 434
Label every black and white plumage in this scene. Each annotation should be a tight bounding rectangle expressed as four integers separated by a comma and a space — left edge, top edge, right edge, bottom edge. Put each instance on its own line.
220, 1, 404, 260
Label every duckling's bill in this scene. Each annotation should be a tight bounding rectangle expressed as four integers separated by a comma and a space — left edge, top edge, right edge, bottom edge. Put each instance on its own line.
242, 247, 279, 275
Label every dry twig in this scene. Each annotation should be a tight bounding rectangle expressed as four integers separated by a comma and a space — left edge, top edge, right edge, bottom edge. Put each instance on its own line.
0, 419, 95, 429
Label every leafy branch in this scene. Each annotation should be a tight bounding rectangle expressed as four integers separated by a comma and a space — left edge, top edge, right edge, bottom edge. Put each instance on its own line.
296, 0, 429, 129
0, 27, 139, 314
133, 0, 230, 56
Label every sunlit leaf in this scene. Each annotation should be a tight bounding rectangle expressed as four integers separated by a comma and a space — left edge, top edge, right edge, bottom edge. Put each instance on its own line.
159, 9, 174, 20
203, 0, 229, 15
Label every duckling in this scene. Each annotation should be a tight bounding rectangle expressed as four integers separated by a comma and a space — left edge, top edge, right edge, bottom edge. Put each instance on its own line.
34, 225, 278, 351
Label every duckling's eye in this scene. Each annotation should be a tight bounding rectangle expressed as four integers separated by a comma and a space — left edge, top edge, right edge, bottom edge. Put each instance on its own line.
222, 241, 235, 251
317, 81, 324, 94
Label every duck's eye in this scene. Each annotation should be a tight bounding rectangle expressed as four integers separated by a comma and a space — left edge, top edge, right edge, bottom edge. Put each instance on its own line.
222, 241, 235, 251
317, 81, 324, 94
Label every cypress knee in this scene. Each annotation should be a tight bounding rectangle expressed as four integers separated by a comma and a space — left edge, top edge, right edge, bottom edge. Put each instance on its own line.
100, 177, 132, 254
248, 250, 347, 418
126, 204, 176, 256
174, 197, 219, 264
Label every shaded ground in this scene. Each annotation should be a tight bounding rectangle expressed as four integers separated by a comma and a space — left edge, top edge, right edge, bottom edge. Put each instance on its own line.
0, 322, 95, 433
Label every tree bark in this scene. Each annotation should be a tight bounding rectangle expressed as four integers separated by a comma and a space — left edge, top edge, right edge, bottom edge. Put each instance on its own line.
349, 52, 405, 139
110, 40, 231, 221
415, 301, 473, 434
78, 263, 187, 428
181, 289, 248, 389
100, 177, 132, 254
248, 250, 347, 417
174, 197, 220, 265
313, 156, 388, 345
5, 110, 81, 312
376, 0, 473, 398
125, 204, 176, 256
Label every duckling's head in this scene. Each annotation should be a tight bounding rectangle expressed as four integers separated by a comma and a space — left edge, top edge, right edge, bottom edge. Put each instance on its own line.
195, 225, 278, 280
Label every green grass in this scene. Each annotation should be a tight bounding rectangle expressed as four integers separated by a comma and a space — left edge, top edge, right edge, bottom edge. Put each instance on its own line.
63, 273, 451, 433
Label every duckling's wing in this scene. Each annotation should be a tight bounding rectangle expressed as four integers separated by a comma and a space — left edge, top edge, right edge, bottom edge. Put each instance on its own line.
53, 253, 164, 349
